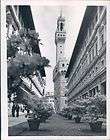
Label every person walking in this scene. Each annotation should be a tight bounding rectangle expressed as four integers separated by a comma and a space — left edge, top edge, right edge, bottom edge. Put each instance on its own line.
16, 104, 20, 117
12, 103, 16, 117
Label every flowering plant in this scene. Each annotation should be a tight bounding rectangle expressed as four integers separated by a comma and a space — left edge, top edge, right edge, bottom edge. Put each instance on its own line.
71, 103, 85, 118
77, 94, 106, 123
60, 106, 73, 118
7, 28, 50, 101
25, 96, 53, 122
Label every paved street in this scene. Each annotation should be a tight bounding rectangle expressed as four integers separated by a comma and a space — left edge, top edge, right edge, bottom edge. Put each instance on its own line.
8, 114, 106, 136
8, 113, 27, 127
8, 114, 27, 135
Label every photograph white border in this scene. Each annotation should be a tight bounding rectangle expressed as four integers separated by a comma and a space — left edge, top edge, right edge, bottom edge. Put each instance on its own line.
1, 0, 110, 140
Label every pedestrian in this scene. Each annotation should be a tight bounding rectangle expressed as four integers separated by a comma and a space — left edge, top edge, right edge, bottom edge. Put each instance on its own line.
16, 104, 20, 117
12, 103, 16, 117
27, 109, 30, 115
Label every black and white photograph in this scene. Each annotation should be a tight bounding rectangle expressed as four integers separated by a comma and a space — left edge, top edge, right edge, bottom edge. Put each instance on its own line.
1, 0, 110, 140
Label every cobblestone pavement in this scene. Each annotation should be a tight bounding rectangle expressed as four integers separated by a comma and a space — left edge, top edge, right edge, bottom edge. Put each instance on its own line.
9, 114, 106, 136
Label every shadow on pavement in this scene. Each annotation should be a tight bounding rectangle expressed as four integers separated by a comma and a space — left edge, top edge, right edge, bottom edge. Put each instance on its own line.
28, 128, 52, 132
8, 122, 29, 136
81, 128, 106, 136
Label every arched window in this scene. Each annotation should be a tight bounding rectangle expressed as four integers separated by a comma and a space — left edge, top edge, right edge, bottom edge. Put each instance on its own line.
60, 22, 64, 31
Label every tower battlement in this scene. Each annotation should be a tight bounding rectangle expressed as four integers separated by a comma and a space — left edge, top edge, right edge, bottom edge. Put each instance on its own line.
55, 12, 66, 63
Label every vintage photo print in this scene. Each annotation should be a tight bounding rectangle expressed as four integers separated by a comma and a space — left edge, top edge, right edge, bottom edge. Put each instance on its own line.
1, 0, 110, 140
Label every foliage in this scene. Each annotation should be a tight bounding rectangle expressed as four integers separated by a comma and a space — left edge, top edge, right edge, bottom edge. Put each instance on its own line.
60, 104, 85, 120
7, 28, 41, 59
71, 103, 85, 118
60, 94, 106, 123
7, 28, 50, 99
60, 106, 73, 118
78, 94, 106, 123
26, 98, 53, 121
8, 53, 49, 78
7, 34, 22, 58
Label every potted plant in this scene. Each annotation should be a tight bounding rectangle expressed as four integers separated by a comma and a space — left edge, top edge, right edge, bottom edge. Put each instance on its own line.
38, 103, 53, 123
27, 112, 41, 131
26, 98, 53, 130
65, 106, 73, 120
59, 107, 68, 118
71, 103, 85, 123
60, 107, 73, 119
7, 28, 50, 103
82, 94, 106, 132
26, 102, 45, 130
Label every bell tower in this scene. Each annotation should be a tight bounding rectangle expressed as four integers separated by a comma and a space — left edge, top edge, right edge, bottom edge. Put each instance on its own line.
55, 11, 66, 63
53, 10, 68, 112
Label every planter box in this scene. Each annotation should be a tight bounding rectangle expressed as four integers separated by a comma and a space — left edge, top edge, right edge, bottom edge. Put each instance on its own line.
40, 118, 47, 123
67, 115, 72, 120
89, 121, 103, 132
27, 119, 40, 131
74, 117, 81, 123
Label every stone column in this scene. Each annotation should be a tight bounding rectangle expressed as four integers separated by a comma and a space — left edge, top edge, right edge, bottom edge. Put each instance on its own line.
98, 84, 102, 94
87, 52, 89, 65
97, 7, 101, 54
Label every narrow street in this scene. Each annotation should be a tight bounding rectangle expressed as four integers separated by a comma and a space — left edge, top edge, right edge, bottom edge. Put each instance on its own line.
8, 114, 106, 136
6, 5, 107, 138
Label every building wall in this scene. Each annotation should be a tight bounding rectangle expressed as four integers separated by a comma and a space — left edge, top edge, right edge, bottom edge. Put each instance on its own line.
53, 59, 69, 112
66, 6, 106, 105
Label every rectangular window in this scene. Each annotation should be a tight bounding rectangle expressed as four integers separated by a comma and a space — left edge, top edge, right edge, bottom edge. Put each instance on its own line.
87, 28, 90, 39
104, 24, 106, 44
94, 42, 98, 57
65, 100, 67, 104
95, 42, 98, 55
89, 52, 91, 63
89, 90, 92, 97
96, 86, 99, 92
99, 25, 104, 48
100, 33, 104, 48
92, 48, 94, 59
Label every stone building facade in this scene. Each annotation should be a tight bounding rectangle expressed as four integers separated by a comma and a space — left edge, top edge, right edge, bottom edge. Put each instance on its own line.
42, 91, 55, 112
65, 6, 106, 105
53, 12, 68, 112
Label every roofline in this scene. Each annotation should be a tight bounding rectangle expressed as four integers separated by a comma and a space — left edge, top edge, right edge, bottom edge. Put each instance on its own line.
65, 6, 97, 78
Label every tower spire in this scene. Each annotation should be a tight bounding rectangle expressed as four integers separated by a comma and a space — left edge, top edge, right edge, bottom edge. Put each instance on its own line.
60, 8, 62, 17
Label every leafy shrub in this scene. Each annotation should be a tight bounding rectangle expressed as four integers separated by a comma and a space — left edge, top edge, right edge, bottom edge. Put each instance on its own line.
76, 94, 106, 123
26, 99, 53, 122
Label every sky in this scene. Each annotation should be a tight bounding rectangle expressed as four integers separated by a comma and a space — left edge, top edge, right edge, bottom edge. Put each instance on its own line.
31, 6, 86, 93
